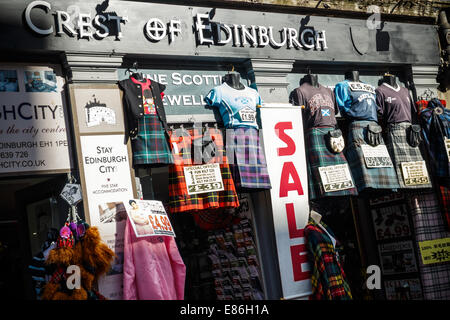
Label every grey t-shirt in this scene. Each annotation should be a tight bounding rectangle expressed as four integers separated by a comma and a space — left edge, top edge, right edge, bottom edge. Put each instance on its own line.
290, 83, 338, 128
375, 83, 415, 124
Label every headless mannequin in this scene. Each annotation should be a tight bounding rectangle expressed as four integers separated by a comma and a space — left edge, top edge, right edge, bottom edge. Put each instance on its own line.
304, 73, 319, 88
382, 74, 397, 88
345, 70, 360, 82
223, 72, 245, 90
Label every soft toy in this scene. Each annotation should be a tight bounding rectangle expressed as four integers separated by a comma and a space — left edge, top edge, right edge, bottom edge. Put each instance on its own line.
41, 222, 115, 300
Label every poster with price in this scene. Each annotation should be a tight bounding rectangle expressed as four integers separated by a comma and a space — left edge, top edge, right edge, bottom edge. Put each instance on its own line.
371, 204, 411, 241
184, 163, 224, 195
0, 64, 72, 175
361, 144, 393, 168
378, 241, 418, 275
400, 161, 430, 186
124, 199, 175, 238
318, 164, 354, 192
384, 278, 423, 300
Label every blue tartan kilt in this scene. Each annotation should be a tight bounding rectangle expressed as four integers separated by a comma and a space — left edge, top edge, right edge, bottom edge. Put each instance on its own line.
344, 120, 400, 192
132, 114, 174, 165
386, 122, 433, 189
305, 127, 358, 200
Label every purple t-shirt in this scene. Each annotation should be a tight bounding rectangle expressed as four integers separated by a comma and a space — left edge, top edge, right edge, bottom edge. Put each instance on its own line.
291, 83, 338, 128
375, 83, 414, 124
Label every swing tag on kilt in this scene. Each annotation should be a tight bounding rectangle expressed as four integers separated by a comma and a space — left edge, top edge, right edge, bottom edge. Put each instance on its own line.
183, 163, 224, 195
401, 161, 430, 186
60, 183, 82, 206
318, 164, 354, 192
445, 138, 450, 163
361, 144, 393, 168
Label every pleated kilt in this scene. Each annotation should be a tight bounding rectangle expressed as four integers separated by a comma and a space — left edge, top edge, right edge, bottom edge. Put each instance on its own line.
344, 120, 400, 192
168, 127, 240, 214
305, 127, 358, 200
132, 114, 174, 165
386, 122, 432, 189
225, 127, 271, 191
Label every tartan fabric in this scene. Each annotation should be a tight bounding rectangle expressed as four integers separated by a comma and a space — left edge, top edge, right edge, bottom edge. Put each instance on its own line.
344, 120, 400, 192
385, 122, 432, 189
305, 127, 358, 200
409, 192, 450, 300
439, 185, 450, 229
305, 217, 353, 300
419, 99, 450, 186
168, 128, 239, 214
225, 127, 271, 190
132, 113, 174, 165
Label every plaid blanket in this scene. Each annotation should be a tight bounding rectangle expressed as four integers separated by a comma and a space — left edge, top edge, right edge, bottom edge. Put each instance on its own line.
132, 114, 173, 165
386, 122, 432, 189
305, 127, 358, 200
344, 120, 400, 192
409, 191, 450, 300
168, 128, 239, 214
305, 217, 353, 300
225, 127, 271, 191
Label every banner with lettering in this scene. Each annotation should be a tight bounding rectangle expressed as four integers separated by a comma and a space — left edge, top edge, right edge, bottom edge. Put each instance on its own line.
0, 64, 72, 175
259, 106, 312, 299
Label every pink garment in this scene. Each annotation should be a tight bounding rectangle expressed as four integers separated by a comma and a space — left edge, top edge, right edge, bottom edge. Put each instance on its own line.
123, 219, 186, 300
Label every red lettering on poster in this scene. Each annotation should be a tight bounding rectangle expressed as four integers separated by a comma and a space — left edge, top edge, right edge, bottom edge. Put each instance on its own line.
290, 244, 310, 281
275, 122, 296, 156
285, 203, 304, 239
279, 162, 304, 198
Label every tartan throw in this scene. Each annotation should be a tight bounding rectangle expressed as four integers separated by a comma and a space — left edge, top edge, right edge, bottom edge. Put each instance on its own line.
409, 191, 450, 300
385, 122, 432, 189
439, 185, 450, 229
344, 120, 400, 192
168, 128, 239, 214
305, 127, 358, 200
305, 218, 353, 300
225, 127, 271, 190
131, 113, 174, 165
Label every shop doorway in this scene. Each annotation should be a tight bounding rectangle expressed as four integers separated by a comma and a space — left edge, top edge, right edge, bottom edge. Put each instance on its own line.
0, 174, 68, 299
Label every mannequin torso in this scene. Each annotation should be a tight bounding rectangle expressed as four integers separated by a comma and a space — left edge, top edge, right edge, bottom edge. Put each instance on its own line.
345, 70, 360, 82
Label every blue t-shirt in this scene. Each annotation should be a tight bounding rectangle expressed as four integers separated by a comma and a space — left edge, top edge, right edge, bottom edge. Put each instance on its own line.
204, 83, 262, 129
334, 80, 378, 122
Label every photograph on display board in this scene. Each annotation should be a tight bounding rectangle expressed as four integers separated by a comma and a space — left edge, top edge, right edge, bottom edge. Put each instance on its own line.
378, 240, 418, 275
0, 70, 18, 92
98, 202, 128, 224
384, 278, 423, 300
24, 70, 57, 92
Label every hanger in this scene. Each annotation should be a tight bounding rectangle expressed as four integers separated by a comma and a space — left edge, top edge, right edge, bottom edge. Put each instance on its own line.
127, 61, 144, 81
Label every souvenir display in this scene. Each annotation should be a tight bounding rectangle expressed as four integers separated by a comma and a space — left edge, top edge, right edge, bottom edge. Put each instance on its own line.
204, 72, 271, 191
304, 211, 352, 300
118, 72, 173, 167
334, 70, 400, 192
376, 74, 432, 189
290, 72, 357, 199
168, 126, 240, 214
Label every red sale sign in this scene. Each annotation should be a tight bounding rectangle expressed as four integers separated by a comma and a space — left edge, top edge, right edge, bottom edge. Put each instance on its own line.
260, 106, 312, 299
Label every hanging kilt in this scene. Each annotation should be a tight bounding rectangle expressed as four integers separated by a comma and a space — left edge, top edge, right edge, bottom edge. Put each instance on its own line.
132, 114, 174, 165
168, 127, 240, 214
344, 120, 400, 192
386, 122, 432, 189
225, 127, 271, 191
305, 127, 358, 200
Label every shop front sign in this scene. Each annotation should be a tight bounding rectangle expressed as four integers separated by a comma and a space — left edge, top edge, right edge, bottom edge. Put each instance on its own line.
260, 107, 312, 299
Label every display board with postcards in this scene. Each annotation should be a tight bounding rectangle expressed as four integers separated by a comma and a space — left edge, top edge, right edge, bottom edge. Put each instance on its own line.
368, 193, 423, 300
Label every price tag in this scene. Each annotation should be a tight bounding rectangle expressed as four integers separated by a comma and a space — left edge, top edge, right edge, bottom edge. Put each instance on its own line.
318, 164, 354, 192
445, 137, 450, 163
183, 163, 224, 195
361, 144, 393, 168
238, 107, 256, 123
400, 161, 430, 186
418, 237, 450, 265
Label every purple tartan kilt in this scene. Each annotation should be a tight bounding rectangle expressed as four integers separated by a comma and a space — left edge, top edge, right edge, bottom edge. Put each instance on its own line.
226, 127, 271, 190
386, 122, 432, 189
344, 120, 400, 192
306, 127, 358, 200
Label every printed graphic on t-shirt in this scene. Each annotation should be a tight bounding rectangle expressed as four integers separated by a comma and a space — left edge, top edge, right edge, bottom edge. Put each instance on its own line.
348, 82, 375, 94
143, 88, 156, 115
308, 93, 334, 117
